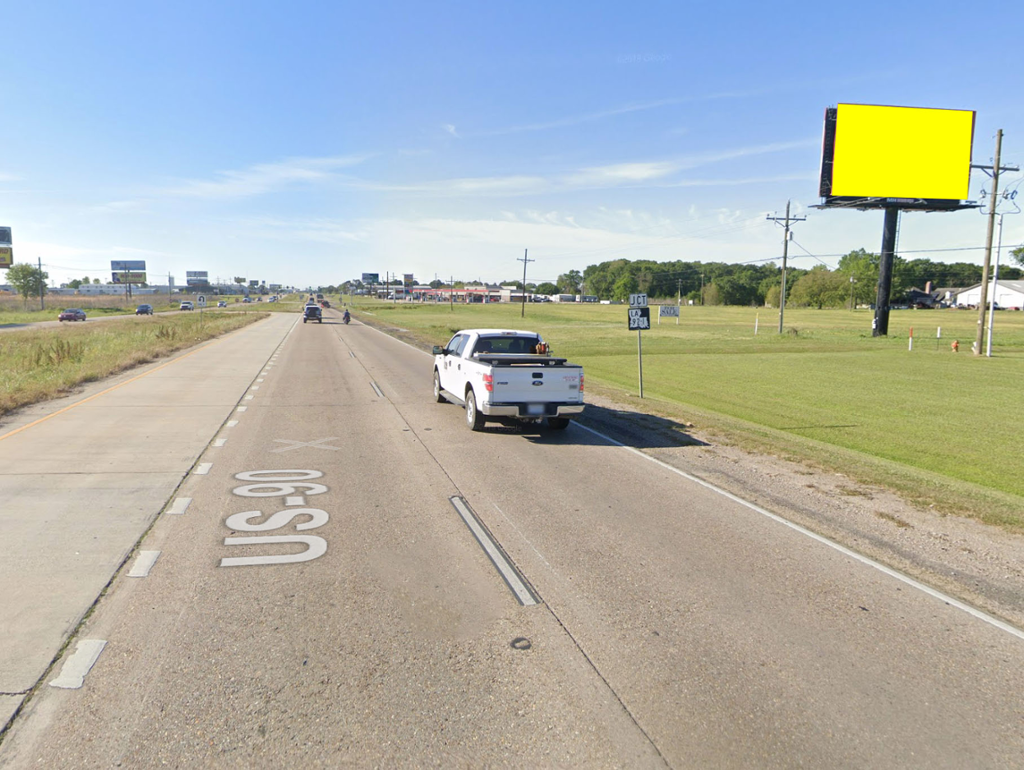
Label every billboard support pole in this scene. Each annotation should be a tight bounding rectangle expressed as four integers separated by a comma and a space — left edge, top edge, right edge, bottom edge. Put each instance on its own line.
873, 206, 899, 336
975, 129, 1003, 356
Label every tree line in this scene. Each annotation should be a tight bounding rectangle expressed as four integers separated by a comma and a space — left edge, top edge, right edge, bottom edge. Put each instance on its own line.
575, 251, 1024, 308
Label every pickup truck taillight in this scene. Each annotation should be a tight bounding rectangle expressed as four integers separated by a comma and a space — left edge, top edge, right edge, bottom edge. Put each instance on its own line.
579, 373, 584, 393
482, 373, 494, 392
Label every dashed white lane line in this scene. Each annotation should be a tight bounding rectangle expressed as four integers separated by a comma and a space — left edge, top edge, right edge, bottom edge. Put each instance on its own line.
49, 639, 107, 689
226, 420, 239, 428
450, 496, 538, 607
257, 378, 264, 383
370, 381, 384, 398
213, 438, 227, 447
244, 395, 254, 401
128, 550, 160, 577
167, 497, 192, 515
194, 463, 213, 475
236, 406, 247, 412
250, 386, 259, 390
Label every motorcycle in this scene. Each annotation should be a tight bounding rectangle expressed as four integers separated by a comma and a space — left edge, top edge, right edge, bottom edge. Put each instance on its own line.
342, 310, 351, 325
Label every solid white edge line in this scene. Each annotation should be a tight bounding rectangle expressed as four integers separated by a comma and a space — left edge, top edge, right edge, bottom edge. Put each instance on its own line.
49, 639, 106, 689
128, 550, 160, 577
194, 462, 213, 475
573, 421, 1024, 642
450, 496, 537, 606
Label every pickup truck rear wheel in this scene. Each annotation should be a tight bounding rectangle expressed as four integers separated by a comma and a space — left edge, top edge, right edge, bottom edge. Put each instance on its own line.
465, 389, 485, 431
433, 370, 446, 403
547, 417, 570, 430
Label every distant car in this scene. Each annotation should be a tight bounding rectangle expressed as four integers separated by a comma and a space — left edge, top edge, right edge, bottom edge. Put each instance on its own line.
135, 304, 154, 315
217, 300, 227, 308
303, 305, 323, 323
268, 296, 277, 302
58, 308, 87, 322
179, 301, 194, 311
321, 300, 330, 308
242, 297, 252, 303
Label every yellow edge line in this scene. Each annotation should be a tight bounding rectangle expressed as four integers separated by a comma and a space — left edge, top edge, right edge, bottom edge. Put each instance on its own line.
0, 339, 221, 444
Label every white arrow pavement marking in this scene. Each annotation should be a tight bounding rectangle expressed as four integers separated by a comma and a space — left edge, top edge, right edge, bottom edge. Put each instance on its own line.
271, 437, 341, 453
128, 550, 160, 577
167, 497, 192, 515
49, 639, 107, 689
194, 463, 213, 475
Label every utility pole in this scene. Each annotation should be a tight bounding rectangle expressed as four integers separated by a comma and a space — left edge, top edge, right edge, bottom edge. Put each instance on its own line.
450, 275, 454, 311
38, 257, 45, 310
518, 248, 534, 318
976, 130, 1005, 356
767, 200, 806, 333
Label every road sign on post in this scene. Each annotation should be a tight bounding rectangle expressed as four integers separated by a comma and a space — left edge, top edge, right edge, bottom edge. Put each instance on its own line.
627, 305, 650, 398
197, 295, 207, 307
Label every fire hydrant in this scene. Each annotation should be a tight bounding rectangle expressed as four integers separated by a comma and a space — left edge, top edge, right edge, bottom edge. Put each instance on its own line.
951, 340, 959, 353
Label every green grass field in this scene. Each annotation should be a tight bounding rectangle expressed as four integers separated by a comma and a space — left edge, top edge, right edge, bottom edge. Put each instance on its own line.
0, 311, 266, 417
351, 297, 1024, 527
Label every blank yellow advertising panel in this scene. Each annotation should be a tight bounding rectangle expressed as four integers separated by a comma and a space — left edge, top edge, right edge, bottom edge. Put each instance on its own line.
831, 104, 974, 200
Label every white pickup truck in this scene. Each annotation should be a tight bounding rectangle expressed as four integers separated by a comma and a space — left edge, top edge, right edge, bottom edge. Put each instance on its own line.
432, 329, 585, 431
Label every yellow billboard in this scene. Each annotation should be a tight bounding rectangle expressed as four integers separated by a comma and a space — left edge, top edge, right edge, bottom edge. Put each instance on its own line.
0, 247, 12, 269
830, 103, 975, 200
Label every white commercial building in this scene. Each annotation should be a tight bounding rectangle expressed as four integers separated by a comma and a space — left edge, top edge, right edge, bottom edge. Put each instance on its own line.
955, 280, 1024, 310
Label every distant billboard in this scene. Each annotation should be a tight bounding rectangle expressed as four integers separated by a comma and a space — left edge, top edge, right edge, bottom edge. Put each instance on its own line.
403, 273, 414, 288
0, 227, 11, 246
819, 103, 975, 210
111, 260, 147, 283
249, 280, 259, 287
186, 270, 209, 287
0, 246, 12, 269
362, 273, 379, 284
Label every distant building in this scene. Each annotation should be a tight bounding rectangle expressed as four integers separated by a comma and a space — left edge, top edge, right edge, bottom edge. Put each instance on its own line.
955, 280, 1024, 310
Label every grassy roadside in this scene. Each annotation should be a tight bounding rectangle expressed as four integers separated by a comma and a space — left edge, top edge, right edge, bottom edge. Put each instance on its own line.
0, 311, 267, 417
347, 298, 1024, 532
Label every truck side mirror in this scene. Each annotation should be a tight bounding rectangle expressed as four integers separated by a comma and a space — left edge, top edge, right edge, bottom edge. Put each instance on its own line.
432, 346, 444, 356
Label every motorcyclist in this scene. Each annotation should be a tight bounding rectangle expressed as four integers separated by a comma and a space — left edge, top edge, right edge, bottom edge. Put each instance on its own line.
342, 308, 351, 324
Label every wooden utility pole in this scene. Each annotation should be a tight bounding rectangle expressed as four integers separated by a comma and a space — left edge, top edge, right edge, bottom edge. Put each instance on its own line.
767, 200, 806, 333
976, 130, 1003, 356
518, 248, 534, 318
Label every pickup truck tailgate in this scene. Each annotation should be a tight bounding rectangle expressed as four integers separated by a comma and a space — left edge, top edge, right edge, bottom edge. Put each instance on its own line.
487, 365, 582, 405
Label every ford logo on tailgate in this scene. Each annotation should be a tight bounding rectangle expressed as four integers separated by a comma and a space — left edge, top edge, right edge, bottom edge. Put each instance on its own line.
532, 380, 543, 386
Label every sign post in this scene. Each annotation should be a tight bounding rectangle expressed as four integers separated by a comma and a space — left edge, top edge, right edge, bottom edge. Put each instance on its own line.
628, 294, 650, 398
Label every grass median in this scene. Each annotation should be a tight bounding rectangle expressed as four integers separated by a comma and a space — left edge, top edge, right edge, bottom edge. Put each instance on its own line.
350, 298, 1024, 530
0, 311, 267, 417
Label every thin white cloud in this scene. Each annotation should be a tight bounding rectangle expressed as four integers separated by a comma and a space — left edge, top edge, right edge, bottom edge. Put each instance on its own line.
0, 172, 21, 183
442, 124, 460, 138
160, 154, 371, 199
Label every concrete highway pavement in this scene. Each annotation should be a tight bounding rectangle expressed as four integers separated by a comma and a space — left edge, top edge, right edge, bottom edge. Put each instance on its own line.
2, 309, 1024, 767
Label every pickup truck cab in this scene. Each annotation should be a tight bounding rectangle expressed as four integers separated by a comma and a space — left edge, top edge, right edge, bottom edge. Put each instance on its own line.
432, 329, 584, 431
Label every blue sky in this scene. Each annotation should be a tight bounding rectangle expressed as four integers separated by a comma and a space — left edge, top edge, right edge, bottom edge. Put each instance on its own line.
3, 1, 1023, 289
